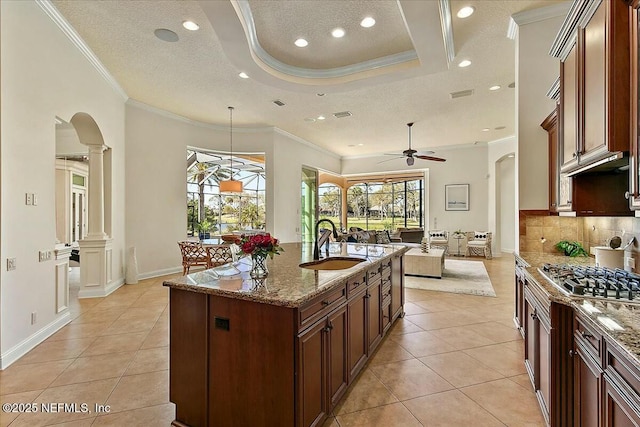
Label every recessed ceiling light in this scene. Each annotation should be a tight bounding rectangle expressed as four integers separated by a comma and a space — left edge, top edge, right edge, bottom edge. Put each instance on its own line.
182, 20, 199, 31
457, 6, 475, 18
507, 154, 515, 158
238, 72, 249, 79
331, 28, 345, 38
489, 85, 501, 91
295, 38, 308, 47
482, 128, 490, 132
304, 117, 316, 122
154, 28, 179, 42
458, 59, 472, 68
360, 17, 376, 28
358, 143, 364, 146
317, 115, 326, 120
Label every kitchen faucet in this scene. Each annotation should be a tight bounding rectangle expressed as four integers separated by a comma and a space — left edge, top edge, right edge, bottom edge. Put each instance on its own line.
314, 219, 338, 260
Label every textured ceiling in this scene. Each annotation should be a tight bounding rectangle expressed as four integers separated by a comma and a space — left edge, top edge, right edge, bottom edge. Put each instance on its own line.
51, 0, 567, 158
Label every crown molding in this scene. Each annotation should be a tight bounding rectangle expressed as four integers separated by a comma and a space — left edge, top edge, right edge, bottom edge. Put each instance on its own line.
546, 76, 561, 101
507, 2, 571, 40
36, 0, 128, 100
234, 0, 418, 79
549, 0, 591, 59
438, 0, 455, 65
126, 99, 272, 133
273, 128, 341, 159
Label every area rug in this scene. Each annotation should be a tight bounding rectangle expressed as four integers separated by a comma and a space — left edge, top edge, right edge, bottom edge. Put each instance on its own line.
404, 259, 496, 297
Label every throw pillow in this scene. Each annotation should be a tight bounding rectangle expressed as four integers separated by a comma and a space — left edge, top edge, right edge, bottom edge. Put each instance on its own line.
375, 230, 391, 244
474, 232, 487, 240
356, 231, 370, 243
421, 237, 430, 253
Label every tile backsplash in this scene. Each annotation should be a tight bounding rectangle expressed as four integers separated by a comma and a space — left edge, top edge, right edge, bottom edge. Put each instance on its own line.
519, 213, 640, 260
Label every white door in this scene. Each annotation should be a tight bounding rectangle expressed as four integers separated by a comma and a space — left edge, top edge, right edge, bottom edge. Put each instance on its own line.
72, 188, 87, 242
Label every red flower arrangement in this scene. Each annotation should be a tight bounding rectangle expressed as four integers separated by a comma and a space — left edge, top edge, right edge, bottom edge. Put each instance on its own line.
235, 233, 284, 259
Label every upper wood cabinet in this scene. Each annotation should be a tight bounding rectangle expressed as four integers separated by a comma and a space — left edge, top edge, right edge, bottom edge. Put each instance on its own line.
554, 0, 631, 175
629, 2, 640, 209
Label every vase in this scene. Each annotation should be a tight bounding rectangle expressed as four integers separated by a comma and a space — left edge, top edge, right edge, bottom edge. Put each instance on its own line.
250, 253, 269, 279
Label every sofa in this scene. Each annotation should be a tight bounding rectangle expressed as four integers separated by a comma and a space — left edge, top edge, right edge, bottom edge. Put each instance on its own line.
341, 228, 400, 244
391, 228, 425, 244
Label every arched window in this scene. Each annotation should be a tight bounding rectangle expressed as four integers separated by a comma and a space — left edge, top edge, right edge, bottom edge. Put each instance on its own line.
186, 149, 265, 237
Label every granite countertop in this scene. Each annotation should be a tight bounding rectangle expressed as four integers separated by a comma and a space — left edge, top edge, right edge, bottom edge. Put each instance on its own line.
517, 252, 640, 367
164, 242, 409, 308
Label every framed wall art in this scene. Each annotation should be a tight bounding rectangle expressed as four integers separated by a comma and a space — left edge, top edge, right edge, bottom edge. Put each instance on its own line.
445, 184, 469, 211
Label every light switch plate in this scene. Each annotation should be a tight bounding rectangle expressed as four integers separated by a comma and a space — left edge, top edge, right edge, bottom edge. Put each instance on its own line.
32, 193, 38, 206
7, 258, 16, 271
25, 193, 33, 205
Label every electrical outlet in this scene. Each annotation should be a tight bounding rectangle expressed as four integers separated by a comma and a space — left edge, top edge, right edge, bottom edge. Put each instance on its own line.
25, 193, 33, 205
7, 258, 16, 271
32, 193, 38, 206
626, 257, 636, 270
39, 250, 52, 262
31, 312, 37, 325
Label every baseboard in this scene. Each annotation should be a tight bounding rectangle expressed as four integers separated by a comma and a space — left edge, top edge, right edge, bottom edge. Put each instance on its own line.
77, 277, 124, 298
0, 311, 72, 369
138, 266, 182, 280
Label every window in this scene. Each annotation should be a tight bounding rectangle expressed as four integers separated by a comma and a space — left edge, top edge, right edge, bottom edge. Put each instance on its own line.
186, 149, 265, 237
319, 183, 342, 230
346, 179, 423, 231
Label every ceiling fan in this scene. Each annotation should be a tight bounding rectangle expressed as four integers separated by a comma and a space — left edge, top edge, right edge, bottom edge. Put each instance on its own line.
380, 122, 446, 166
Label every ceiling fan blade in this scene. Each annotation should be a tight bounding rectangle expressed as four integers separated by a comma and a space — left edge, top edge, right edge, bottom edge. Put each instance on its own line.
377, 156, 404, 164
415, 155, 446, 162
414, 150, 435, 155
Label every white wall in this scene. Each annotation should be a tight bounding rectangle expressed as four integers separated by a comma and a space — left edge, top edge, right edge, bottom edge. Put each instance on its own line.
516, 16, 564, 210
488, 137, 517, 254
125, 104, 341, 278
1, 1, 126, 367
341, 144, 490, 235
498, 156, 516, 252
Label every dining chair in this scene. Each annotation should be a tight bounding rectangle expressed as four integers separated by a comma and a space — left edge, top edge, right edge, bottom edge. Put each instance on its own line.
177, 240, 209, 275
206, 244, 235, 268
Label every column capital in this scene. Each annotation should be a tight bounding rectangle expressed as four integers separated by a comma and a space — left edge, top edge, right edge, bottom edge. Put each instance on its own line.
87, 145, 107, 154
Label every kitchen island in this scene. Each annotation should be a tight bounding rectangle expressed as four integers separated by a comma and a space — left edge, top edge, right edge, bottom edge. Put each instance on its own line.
164, 242, 408, 427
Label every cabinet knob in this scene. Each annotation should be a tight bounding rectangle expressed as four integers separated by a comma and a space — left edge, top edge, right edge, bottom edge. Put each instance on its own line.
625, 191, 631, 200
580, 330, 593, 339
573, 152, 577, 158
530, 312, 538, 320
569, 349, 575, 357
321, 300, 330, 306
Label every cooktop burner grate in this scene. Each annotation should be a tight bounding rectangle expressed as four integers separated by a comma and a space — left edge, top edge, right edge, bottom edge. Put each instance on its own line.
538, 263, 640, 302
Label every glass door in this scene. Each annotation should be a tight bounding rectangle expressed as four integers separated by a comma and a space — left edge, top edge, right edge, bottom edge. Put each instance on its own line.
301, 167, 318, 244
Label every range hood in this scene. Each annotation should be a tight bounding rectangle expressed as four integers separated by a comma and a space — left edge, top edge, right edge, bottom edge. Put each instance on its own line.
565, 152, 629, 177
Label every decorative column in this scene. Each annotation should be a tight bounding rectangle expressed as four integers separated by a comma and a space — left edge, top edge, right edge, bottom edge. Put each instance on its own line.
79, 144, 114, 298
86, 144, 107, 239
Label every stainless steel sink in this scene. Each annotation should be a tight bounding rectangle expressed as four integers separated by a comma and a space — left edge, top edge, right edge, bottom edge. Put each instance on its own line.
299, 257, 365, 271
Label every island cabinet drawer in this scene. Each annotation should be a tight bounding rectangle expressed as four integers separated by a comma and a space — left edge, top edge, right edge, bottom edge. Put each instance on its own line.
298, 285, 347, 330
604, 341, 640, 399
574, 314, 602, 362
381, 282, 391, 301
367, 266, 381, 284
380, 260, 392, 277
346, 273, 366, 297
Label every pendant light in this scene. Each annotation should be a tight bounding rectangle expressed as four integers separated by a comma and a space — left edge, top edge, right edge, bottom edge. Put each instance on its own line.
219, 106, 243, 193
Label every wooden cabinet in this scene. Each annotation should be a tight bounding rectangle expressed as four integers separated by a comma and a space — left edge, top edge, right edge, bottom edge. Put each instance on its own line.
542, 107, 561, 212
367, 276, 382, 354
556, 0, 630, 175
561, 40, 580, 172
629, 2, 640, 210
169, 253, 405, 427
573, 312, 604, 427
390, 254, 403, 321
522, 277, 575, 426
347, 288, 367, 382
514, 257, 526, 336
603, 342, 640, 426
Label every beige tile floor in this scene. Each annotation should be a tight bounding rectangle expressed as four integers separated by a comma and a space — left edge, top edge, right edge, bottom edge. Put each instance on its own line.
0, 255, 544, 426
